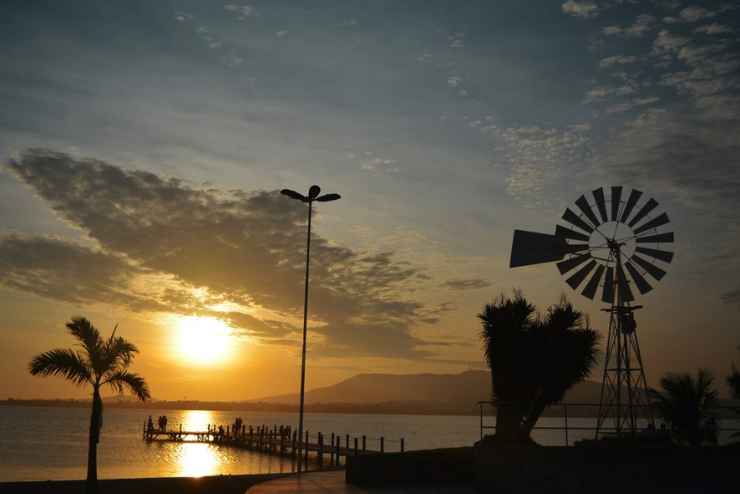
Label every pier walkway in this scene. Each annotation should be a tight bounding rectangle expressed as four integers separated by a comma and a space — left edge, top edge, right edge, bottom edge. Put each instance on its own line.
143, 422, 404, 467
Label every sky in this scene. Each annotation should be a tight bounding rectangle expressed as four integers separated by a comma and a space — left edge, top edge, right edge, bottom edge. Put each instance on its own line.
0, 0, 739, 401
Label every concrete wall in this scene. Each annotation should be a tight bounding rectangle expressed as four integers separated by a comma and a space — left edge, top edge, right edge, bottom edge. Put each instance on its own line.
345, 448, 474, 486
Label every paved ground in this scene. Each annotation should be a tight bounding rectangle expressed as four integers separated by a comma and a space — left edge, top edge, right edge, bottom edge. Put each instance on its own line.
246, 471, 475, 494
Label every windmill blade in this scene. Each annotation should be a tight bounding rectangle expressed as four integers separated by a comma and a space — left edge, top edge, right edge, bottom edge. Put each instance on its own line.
631, 254, 666, 280
635, 246, 674, 263
582, 264, 605, 300
593, 187, 609, 223
566, 260, 597, 290
556, 225, 590, 242
564, 243, 590, 254
620, 189, 643, 224
575, 195, 602, 228
602, 267, 615, 304
510, 230, 569, 267
616, 263, 635, 302
611, 186, 622, 222
633, 212, 670, 235
625, 261, 653, 294
562, 208, 594, 234
628, 198, 658, 228
636, 232, 674, 244
557, 253, 592, 274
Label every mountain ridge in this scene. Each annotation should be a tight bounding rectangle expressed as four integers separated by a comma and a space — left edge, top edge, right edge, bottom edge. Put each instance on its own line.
255, 369, 603, 406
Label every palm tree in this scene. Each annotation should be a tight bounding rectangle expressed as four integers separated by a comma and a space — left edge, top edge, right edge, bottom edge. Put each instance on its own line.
29, 317, 150, 493
650, 369, 718, 447
479, 293, 598, 443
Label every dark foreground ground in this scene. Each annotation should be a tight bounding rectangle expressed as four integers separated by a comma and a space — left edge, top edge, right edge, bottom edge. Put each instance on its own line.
0, 472, 291, 494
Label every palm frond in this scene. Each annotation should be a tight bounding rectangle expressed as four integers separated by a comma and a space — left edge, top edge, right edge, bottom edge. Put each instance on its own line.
101, 334, 139, 371
66, 317, 103, 371
29, 349, 92, 385
103, 370, 150, 401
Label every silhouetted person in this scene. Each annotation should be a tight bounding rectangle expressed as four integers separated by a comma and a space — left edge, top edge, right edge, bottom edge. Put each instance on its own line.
147, 415, 154, 432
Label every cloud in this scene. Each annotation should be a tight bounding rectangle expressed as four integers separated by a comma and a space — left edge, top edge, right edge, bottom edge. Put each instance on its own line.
721, 288, 740, 308
224, 4, 253, 20
584, 84, 636, 103
0, 235, 143, 307
490, 125, 592, 205
694, 23, 734, 35
4, 150, 436, 359
680, 6, 716, 23
653, 29, 691, 54
448, 32, 465, 48
562, 1, 601, 19
599, 55, 638, 68
602, 14, 656, 37
441, 278, 492, 291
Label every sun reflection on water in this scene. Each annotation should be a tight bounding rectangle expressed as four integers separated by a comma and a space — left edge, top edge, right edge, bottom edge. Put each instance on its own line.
175, 410, 221, 478
177, 443, 220, 478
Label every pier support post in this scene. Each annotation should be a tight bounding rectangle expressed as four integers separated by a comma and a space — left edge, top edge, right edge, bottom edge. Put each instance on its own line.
362, 435, 366, 452
330, 433, 335, 464
354, 437, 358, 456
318, 433, 324, 467
380, 436, 384, 453
401, 438, 404, 453
335, 435, 341, 466
304, 430, 309, 466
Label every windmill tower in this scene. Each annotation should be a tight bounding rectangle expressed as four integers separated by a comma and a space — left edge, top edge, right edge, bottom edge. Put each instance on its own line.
509, 186, 674, 437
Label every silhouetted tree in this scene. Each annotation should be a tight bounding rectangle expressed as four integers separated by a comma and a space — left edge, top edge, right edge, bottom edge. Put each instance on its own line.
728, 347, 740, 399
29, 318, 150, 493
650, 369, 717, 447
479, 293, 598, 443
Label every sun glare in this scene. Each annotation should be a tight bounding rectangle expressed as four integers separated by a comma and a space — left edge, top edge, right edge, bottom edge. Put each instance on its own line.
176, 316, 233, 365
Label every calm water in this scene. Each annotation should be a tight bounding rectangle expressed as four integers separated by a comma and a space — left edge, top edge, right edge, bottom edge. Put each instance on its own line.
0, 406, 737, 482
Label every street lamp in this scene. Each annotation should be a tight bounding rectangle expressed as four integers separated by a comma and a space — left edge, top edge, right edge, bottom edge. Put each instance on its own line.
280, 185, 340, 472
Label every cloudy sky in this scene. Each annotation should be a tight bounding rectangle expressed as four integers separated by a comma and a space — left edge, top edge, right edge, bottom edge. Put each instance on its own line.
1, 0, 738, 400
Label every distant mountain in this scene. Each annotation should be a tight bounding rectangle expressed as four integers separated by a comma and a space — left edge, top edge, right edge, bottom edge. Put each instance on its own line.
255, 370, 604, 408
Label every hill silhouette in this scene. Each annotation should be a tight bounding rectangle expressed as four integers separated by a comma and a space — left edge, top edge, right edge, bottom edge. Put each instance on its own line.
256, 370, 603, 407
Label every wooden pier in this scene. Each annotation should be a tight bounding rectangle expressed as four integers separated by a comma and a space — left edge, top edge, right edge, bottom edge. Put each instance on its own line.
142, 422, 404, 467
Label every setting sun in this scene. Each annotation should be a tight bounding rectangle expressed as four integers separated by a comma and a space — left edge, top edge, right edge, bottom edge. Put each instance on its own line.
176, 316, 233, 365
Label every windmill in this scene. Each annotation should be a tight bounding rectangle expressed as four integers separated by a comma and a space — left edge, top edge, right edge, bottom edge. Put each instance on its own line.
509, 186, 674, 437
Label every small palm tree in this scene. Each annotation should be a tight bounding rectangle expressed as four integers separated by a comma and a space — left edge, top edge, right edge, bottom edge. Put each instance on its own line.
479, 293, 598, 442
29, 317, 150, 493
650, 369, 718, 447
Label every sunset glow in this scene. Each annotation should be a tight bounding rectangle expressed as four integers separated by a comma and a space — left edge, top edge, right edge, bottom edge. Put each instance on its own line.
175, 316, 233, 366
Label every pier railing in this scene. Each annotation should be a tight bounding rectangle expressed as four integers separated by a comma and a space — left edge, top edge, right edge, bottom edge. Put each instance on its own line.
478, 401, 740, 445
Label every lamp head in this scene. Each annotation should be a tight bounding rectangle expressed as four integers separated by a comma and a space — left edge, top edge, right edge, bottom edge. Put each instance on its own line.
316, 193, 341, 202
308, 185, 321, 201
281, 189, 308, 202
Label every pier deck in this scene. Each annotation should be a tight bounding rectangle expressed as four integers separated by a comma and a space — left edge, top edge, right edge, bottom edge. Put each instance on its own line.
143, 422, 404, 467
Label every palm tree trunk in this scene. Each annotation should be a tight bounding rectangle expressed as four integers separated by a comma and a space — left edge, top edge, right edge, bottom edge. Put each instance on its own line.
521, 398, 548, 439
495, 400, 523, 442
87, 386, 102, 494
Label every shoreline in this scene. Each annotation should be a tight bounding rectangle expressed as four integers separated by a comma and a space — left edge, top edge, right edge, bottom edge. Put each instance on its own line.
0, 471, 311, 494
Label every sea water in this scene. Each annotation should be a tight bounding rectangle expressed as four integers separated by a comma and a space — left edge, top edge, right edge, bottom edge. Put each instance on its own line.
0, 405, 737, 481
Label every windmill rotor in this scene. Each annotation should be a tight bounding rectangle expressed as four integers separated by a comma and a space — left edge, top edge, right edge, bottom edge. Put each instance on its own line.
510, 186, 674, 303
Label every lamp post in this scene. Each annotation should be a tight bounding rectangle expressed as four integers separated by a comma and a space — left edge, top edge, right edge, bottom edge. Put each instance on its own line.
280, 185, 340, 473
